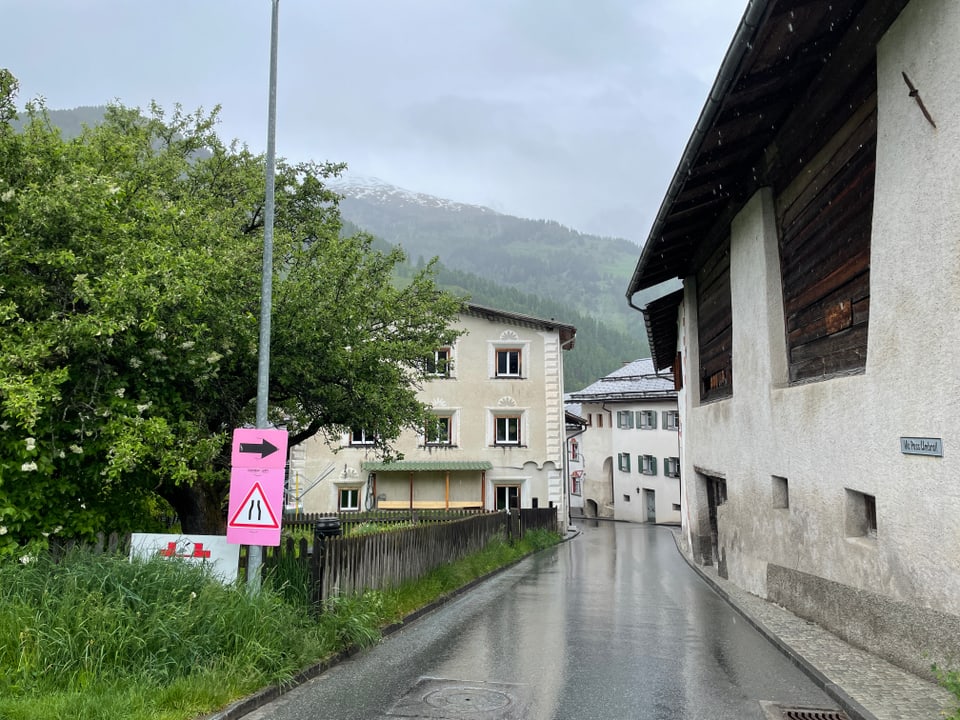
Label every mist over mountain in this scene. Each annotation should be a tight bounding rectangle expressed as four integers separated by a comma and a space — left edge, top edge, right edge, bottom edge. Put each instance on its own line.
27, 106, 664, 390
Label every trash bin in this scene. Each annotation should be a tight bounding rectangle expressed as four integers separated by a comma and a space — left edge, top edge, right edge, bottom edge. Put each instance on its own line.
313, 517, 342, 542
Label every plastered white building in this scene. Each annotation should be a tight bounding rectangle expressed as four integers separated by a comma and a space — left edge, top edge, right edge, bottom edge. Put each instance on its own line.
627, 0, 960, 678
567, 360, 680, 524
290, 304, 575, 523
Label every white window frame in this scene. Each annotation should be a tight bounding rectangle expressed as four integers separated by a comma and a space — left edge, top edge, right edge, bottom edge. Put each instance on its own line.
425, 414, 454, 446
664, 457, 680, 478
617, 452, 631, 472
637, 410, 657, 429
616, 410, 635, 429
426, 347, 453, 378
640, 454, 658, 475
339, 486, 361, 511
350, 428, 375, 446
494, 415, 521, 446
488, 339, 531, 380
663, 410, 680, 431
495, 348, 522, 378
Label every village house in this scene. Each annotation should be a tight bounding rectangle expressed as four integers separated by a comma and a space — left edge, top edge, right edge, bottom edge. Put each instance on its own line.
289, 303, 576, 523
567, 359, 680, 524
626, 0, 960, 678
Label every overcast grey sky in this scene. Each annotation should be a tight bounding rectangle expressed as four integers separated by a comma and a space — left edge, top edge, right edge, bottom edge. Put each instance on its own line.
3, 1, 746, 243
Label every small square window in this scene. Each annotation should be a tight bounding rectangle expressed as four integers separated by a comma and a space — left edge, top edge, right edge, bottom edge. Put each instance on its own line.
664, 457, 680, 478
663, 411, 680, 430
772, 475, 789, 509
623, 494, 631, 502
350, 428, 375, 446
637, 410, 657, 429
640, 455, 657, 476
672, 503, 681, 511
339, 487, 360, 511
426, 348, 452, 377
845, 489, 877, 539
495, 415, 521, 445
425, 416, 452, 445
495, 349, 522, 377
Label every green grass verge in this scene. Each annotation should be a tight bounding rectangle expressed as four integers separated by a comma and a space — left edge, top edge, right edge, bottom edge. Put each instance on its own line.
0, 528, 560, 720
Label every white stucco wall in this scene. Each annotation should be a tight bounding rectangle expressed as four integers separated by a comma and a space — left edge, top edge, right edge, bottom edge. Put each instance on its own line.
680, 0, 960, 614
291, 311, 569, 518
610, 400, 682, 525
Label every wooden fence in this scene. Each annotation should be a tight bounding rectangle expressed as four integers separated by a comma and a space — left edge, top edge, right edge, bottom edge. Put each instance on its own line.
261, 507, 558, 605
281, 508, 487, 534
48, 507, 559, 608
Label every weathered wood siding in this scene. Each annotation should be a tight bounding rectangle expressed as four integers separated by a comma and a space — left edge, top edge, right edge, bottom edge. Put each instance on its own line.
775, 89, 877, 383
697, 237, 733, 402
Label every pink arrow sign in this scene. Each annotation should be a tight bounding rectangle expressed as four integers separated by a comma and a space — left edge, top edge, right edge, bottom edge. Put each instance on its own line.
231, 428, 288, 469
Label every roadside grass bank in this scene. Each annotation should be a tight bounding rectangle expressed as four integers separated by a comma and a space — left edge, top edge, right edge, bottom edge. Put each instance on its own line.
0, 529, 560, 720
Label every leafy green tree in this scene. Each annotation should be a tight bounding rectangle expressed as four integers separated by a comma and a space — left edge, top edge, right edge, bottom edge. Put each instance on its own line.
0, 70, 463, 548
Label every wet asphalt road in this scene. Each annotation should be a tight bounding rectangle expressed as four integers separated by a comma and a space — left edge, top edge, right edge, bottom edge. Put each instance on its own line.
241, 521, 836, 719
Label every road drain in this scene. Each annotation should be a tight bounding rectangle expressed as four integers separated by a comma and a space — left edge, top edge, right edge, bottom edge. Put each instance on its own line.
764, 704, 850, 720
386, 677, 531, 719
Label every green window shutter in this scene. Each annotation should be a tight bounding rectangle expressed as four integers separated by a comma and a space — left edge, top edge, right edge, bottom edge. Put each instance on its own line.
652, 457, 658, 475
650, 412, 657, 429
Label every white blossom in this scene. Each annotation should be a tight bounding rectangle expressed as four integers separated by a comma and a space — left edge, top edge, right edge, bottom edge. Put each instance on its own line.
0, 422, 9, 431
20, 462, 37, 472
206, 351, 223, 364
1, 189, 14, 202
25, 437, 36, 451
136, 403, 151, 414
180, 341, 195, 350
114, 388, 125, 398
69, 444, 83, 454
19, 555, 35, 565
0, 526, 7, 535
130, 357, 143, 369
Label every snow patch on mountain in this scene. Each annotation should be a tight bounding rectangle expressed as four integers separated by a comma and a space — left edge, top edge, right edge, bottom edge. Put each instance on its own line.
328, 175, 498, 216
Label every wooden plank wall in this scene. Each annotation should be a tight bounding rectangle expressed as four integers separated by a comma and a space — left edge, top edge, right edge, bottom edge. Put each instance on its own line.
776, 91, 877, 383
697, 236, 733, 402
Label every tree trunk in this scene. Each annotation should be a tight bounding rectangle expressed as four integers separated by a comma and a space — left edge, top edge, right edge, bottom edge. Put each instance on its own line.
161, 481, 227, 534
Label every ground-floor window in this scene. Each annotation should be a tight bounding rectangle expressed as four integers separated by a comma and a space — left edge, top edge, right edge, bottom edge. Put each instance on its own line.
494, 485, 520, 511
339, 487, 361, 511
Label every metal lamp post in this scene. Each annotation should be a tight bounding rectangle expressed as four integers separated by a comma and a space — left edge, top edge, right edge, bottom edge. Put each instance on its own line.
248, 0, 280, 591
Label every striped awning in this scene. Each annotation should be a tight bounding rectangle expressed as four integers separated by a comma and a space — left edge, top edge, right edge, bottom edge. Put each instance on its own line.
361, 460, 493, 472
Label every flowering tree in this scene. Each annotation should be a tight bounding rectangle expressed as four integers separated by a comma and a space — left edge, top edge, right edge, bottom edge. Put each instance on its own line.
0, 71, 463, 551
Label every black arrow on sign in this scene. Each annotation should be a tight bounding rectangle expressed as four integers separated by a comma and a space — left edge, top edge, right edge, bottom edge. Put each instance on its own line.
239, 439, 279, 459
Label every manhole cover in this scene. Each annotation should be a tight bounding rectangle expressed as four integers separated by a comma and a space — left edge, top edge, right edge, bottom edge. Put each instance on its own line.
424, 687, 512, 712
386, 677, 531, 719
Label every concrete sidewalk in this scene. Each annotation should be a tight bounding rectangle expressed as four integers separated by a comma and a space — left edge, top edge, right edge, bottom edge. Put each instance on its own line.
674, 534, 955, 720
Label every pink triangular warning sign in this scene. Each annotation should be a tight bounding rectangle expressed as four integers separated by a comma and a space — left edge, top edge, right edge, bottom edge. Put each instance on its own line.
228, 482, 280, 529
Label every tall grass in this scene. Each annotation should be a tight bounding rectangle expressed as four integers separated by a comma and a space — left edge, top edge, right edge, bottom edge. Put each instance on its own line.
0, 528, 561, 719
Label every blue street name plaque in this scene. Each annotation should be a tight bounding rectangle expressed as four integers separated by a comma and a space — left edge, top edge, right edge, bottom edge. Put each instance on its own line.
900, 437, 943, 457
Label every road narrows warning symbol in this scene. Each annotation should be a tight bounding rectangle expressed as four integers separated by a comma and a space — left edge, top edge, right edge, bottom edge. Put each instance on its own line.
228, 482, 280, 529
227, 428, 288, 546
